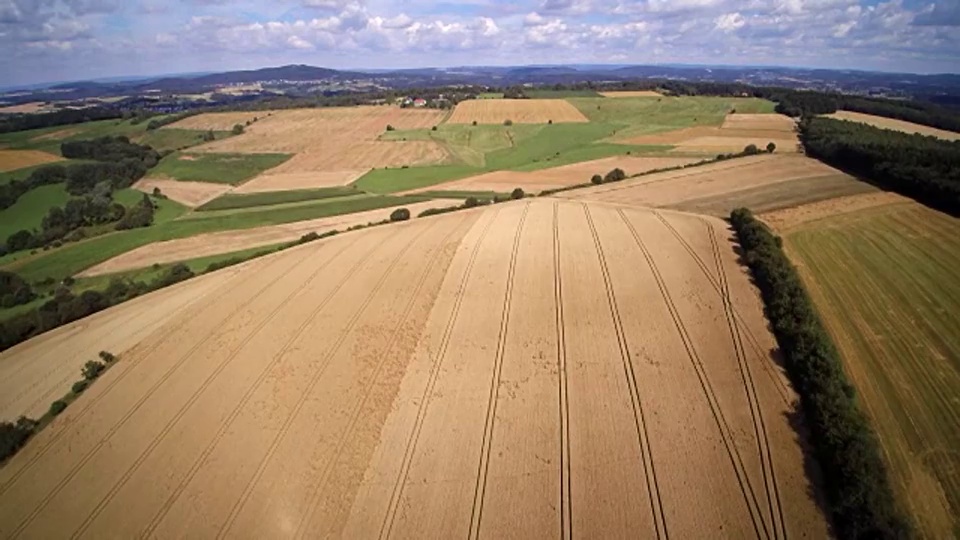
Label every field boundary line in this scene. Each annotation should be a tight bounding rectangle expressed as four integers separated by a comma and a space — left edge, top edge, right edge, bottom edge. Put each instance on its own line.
135, 228, 397, 537
70, 236, 364, 538
651, 211, 792, 405
289, 213, 475, 538
618, 208, 769, 539
468, 203, 529, 539
378, 208, 500, 540
0, 257, 279, 494
705, 218, 787, 540
583, 202, 667, 539
215, 218, 441, 539
5, 248, 321, 535
553, 202, 572, 540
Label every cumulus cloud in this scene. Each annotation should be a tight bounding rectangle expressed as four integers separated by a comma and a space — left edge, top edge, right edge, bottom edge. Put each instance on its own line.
715, 12, 745, 32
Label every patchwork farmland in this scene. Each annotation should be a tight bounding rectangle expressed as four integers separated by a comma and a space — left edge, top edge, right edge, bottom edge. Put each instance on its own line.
0, 199, 828, 538
446, 98, 589, 124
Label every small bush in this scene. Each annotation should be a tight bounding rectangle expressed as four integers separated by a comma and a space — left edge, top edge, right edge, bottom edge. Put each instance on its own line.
511, 188, 524, 200
432, 126, 438, 131
0, 417, 37, 461
591, 174, 603, 185
82, 360, 106, 381
603, 168, 627, 183
766, 141, 777, 153
72, 380, 89, 394
390, 208, 411, 222
49, 400, 67, 416
232, 124, 244, 135
298, 231, 320, 244
472, 120, 478, 126
99, 350, 116, 363
504, 119, 513, 126
464, 197, 479, 208
385, 124, 395, 131
744, 143, 760, 155
548, 119, 553, 124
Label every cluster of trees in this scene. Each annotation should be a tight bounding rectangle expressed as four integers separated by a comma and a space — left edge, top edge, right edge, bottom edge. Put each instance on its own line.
0, 264, 195, 352
590, 167, 627, 185
799, 117, 960, 215
114, 193, 156, 230
0, 271, 35, 308
61, 135, 158, 164
730, 208, 909, 538
146, 111, 199, 130
767, 89, 960, 132
0, 107, 124, 134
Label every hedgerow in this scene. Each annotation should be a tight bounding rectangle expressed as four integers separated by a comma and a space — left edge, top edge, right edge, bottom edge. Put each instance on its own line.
730, 208, 910, 539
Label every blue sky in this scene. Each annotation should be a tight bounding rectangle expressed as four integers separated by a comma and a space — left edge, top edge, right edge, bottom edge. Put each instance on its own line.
1, 0, 958, 86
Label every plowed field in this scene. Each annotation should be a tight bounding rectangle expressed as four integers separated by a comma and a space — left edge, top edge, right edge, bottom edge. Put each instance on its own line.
559, 154, 874, 216
447, 99, 589, 125
167, 107, 449, 191
0, 199, 827, 538
0, 149, 63, 172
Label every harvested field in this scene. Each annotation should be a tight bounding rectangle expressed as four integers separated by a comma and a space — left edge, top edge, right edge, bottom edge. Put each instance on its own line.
0, 149, 63, 172
181, 107, 449, 192
598, 90, 663, 98
406, 155, 704, 195
558, 154, 872, 216
446, 99, 589, 125
165, 111, 278, 131
0, 198, 827, 538
133, 178, 232, 208
76, 199, 454, 276
722, 113, 797, 132
759, 191, 911, 232
784, 202, 960, 538
825, 110, 960, 141
0, 102, 47, 114
623, 113, 800, 154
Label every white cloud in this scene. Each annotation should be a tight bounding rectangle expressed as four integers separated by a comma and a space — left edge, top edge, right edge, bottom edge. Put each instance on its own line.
715, 12, 745, 32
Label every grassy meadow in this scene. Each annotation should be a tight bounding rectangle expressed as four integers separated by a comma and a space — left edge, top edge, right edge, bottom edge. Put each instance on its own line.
785, 202, 960, 538
148, 152, 291, 185
196, 186, 360, 211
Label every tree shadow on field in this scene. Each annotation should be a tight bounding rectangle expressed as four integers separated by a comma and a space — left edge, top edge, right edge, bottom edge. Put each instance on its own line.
784, 397, 836, 538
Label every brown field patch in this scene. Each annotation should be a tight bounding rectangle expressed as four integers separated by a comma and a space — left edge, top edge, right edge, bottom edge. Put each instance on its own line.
409, 156, 704, 194
0, 149, 64, 172
133, 178, 232, 207
77, 199, 455, 276
625, 113, 800, 155
232, 170, 365, 193
825, 110, 960, 141
721, 113, 797, 132
446, 98, 589, 124
165, 111, 280, 131
672, 136, 801, 154
759, 191, 912, 232
0, 199, 827, 538
0, 102, 47, 114
557, 154, 872, 216
598, 90, 664, 98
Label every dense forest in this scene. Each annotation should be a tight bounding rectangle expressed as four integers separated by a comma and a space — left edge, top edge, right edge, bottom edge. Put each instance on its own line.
799, 117, 960, 214
0, 107, 124, 134
730, 208, 909, 539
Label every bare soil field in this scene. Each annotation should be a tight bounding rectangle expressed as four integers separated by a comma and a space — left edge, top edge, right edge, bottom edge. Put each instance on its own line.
446, 99, 589, 124
406, 156, 704, 195
624, 113, 800, 154
0, 149, 64, 172
759, 191, 911, 232
133, 177, 232, 207
178, 107, 450, 191
598, 90, 664, 98
0, 198, 827, 538
558, 154, 872, 216
0, 102, 47, 114
77, 199, 455, 276
165, 111, 278, 131
825, 110, 960, 141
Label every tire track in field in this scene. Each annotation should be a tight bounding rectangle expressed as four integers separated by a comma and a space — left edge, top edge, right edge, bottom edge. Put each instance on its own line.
618, 208, 768, 540
553, 202, 573, 540
652, 211, 792, 406
14, 242, 357, 539
468, 203, 529, 539
583, 203, 667, 539
378, 208, 500, 540
0, 258, 278, 496
2, 252, 312, 533
215, 219, 441, 539
69, 237, 364, 539
705, 219, 787, 540
288, 214, 473, 539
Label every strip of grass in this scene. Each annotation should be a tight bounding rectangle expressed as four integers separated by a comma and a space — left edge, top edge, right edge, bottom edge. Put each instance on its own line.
477, 92, 504, 99
415, 190, 510, 200
523, 89, 602, 98
0, 184, 71, 239
196, 186, 360, 211
2, 194, 428, 283
149, 152, 291, 185
134, 128, 232, 152
785, 203, 960, 538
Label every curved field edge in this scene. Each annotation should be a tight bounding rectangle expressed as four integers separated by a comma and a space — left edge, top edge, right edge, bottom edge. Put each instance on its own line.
730, 207, 910, 538
782, 202, 960, 538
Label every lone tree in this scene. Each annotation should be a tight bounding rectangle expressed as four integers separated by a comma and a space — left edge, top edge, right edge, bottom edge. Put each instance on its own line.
511, 188, 525, 200
744, 143, 760, 155
766, 141, 777, 153
385, 124, 395, 131
604, 168, 626, 183
591, 174, 603, 185
503, 119, 513, 126
390, 208, 410, 222
232, 124, 244, 135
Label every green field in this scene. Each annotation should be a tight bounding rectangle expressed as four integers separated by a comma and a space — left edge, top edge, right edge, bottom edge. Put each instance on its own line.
414, 190, 510, 200
0, 184, 72, 239
477, 93, 504, 99
524, 89, 602, 98
197, 186, 360, 211
148, 152, 291, 185
135, 128, 232, 152
785, 202, 960, 538
1, 194, 428, 283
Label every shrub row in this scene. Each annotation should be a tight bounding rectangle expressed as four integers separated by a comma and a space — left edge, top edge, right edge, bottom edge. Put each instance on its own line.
417, 189, 524, 218
729, 208, 910, 539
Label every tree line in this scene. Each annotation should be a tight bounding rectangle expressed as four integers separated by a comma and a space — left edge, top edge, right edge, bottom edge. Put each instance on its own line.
799, 116, 960, 215
730, 208, 910, 539
0, 107, 124, 134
